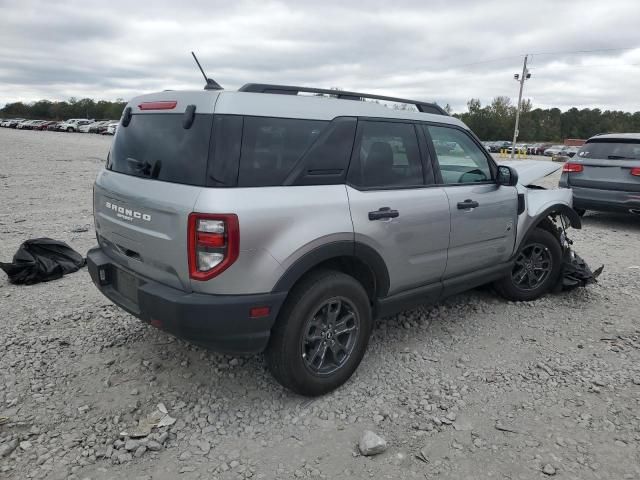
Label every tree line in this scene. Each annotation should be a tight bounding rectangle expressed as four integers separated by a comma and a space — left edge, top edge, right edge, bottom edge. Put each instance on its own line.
2, 95, 639, 141
0, 98, 126, 122
454, 97, 640, 141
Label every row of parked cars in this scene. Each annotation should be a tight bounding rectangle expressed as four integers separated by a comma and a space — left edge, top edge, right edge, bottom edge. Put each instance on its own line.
483, 140, 579, 157
0, 118, 119, 135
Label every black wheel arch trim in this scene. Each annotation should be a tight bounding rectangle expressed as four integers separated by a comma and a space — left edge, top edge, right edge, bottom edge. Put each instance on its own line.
271, 241, 390, 297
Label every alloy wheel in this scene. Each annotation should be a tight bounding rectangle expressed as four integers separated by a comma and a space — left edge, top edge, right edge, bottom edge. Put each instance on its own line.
301, 297, 360, 376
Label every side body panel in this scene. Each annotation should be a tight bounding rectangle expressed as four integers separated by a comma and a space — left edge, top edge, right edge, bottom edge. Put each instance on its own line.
193, 185, 353, 295
347, 186, 450, 295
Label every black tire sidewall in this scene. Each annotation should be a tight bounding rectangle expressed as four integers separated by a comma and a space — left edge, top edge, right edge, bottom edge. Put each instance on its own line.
267, 272, 372, 396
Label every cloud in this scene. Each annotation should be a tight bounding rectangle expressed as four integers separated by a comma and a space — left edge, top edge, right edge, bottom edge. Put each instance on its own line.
0, 0, 638, 112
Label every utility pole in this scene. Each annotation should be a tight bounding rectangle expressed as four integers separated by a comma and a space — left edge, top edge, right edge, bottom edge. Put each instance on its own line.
511, 54, 530, 159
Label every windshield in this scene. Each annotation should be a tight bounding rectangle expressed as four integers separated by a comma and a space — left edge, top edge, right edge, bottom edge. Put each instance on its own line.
577, 140, 640, 160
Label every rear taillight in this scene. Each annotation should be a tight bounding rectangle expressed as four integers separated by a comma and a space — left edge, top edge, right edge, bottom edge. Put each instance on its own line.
631, 167, 640, 177
562, 162, 583, 173
188, 213, 239, 281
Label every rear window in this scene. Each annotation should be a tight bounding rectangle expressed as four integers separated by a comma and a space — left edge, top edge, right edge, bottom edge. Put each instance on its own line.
238, 117, 327, 187
578, 139, 640, 160
108, 113, 213, 186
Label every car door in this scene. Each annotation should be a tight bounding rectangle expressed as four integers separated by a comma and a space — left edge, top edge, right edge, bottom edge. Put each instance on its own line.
346, 119, 450, 296
424, 124, 518, 279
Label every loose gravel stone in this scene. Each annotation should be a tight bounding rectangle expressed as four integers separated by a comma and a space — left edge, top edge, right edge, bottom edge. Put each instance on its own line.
358, 431, 387, 456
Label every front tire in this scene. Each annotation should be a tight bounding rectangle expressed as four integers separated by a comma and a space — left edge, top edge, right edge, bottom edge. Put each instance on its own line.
495, 228, 562, 301
266, 270, 372, 396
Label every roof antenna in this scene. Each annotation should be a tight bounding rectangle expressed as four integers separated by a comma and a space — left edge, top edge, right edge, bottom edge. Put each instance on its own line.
191, 52, 223, 90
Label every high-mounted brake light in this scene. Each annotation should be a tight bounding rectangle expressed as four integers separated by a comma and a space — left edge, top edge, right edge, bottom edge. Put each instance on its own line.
188, 213, 239, 281
138, 101, 177, 111
562, 162, 583, 173
630, 167, 640, 177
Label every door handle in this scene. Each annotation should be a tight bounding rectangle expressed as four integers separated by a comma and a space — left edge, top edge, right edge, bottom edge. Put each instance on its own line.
457, 199, 479, 209
368, 207, 399, 221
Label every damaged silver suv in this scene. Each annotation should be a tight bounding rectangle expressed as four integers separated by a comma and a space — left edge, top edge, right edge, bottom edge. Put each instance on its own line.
87, 83, 581, 396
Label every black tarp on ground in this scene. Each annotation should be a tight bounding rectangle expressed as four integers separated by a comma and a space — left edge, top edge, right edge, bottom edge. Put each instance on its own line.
0, 238, 85, 285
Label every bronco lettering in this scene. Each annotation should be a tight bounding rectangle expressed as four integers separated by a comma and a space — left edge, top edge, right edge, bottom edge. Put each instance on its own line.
104, 201, 151, 222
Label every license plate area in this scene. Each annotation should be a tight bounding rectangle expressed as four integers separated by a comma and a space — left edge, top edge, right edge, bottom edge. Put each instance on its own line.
114, 268, 139, 303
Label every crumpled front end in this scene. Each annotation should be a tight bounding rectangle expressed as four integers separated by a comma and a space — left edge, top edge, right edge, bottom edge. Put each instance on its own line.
515, 185, 579, 251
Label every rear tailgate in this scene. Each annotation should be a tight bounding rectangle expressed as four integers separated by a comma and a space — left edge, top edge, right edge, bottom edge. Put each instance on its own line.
566, 139, 640, 192
94, 172, 201, 291
95, 91, 220, 292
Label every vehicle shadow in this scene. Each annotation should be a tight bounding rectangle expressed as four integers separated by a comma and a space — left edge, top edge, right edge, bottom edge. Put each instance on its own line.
581, 211, 640, 230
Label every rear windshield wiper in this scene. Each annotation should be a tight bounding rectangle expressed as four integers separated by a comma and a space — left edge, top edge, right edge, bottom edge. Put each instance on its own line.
126, 157, 162, 178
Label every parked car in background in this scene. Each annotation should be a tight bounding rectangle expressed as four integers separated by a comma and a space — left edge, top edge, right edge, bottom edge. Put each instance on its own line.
533, 143, 553, 155
35, 121, 57, 131
551, 146, 579, 161
88, 121, 110, 134
46, 122, 64, 131
4, 118, 26, 128
102, 122, 119, 135
559, 133, 640, 216
528, 143, 551, 155
489, 141, 511, 153
58, 119, 95, 132
16, 120, 36, 129
18, 120, 49, 130
78, 122, 96, 133
543, 145, 566, 156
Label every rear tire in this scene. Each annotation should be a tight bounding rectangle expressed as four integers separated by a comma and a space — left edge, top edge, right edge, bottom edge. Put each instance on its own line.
494, 228, 562, 301
66, 127, 73, 132
266, 270, 372, 396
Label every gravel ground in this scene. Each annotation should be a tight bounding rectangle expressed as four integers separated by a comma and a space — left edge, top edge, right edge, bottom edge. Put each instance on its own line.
1, 128, 639, 480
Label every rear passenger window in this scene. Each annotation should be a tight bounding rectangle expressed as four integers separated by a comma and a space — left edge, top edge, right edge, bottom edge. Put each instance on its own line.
238, 117, 327, 187
426, 125, 493, 184
348, 121, 423, 189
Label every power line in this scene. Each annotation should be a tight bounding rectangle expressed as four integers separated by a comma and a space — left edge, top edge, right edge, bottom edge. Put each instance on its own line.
529, 46, 638, 56
538, 62, 640, 69
440, 55, 525, 70
441, 46, 639, 71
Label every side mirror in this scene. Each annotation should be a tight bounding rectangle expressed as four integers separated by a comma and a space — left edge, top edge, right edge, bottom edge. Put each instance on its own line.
497, 165, 519, 187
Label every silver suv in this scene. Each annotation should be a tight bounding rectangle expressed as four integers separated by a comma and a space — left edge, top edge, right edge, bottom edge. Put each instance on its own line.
87, 83, 581, 396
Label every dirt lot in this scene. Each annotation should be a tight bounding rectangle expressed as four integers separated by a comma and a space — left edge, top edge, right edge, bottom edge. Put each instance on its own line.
1, 128, 639, 480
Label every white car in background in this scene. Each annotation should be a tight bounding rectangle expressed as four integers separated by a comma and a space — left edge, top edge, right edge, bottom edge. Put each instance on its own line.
59, 119, 95, 132
103, 122, 119, 135
543, 145, 566, 156
78, 122, 95, 133
16, 120, 39, 129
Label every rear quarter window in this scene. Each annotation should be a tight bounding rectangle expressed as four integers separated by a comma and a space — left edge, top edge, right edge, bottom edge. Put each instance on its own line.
109, 113, 213, 186
238, 117, 327, 187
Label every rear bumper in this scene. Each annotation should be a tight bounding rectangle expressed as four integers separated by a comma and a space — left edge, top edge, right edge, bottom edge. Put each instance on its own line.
570, 186, 640, 213
87, 247, 287, 354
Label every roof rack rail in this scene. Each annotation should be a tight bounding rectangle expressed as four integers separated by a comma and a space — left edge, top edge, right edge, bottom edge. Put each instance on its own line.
238, 83, 448, 116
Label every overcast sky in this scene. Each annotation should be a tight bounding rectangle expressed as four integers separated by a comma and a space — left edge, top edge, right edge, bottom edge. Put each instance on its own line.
1, 0, 639, 113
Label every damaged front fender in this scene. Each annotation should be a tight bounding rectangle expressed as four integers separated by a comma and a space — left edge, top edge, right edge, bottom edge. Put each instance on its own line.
515, 186, 581, 252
